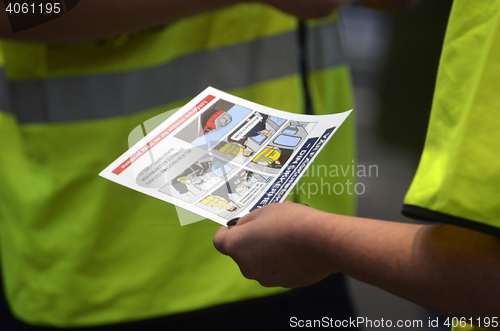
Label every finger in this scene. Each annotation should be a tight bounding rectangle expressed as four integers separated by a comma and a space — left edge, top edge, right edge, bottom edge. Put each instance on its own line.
282, 200, 308, 207
227, 218, 239, 227
236, 200, 292, 226
213, 226, 230, 255
235, 209, 261, 226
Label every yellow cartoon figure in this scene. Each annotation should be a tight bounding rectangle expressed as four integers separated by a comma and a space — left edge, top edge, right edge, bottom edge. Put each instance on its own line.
253, 146, 292, 167
201, 195, 237, 212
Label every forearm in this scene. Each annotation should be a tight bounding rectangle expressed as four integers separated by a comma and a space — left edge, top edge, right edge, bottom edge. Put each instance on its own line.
319, 214, 500, 322
214, 202, 500, 325
0, 0, 240, 43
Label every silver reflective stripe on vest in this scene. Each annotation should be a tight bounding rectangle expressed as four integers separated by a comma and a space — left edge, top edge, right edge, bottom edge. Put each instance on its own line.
0, 22, 345, 124
307, 20, 345, 74
0, 67, 13, 114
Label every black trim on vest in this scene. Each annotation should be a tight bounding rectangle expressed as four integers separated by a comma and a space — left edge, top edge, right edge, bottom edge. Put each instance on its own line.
298, 20, 314, 116
402, 204, 500, 237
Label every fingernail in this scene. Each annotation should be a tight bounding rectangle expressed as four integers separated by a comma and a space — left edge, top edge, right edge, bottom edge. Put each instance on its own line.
227, 218, 239, 226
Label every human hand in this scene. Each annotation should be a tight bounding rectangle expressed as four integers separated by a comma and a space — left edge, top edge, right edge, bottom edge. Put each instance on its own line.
213, 201, 336, 287
259, 130, 272, 137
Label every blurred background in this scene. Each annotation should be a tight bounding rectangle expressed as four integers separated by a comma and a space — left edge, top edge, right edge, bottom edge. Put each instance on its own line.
340, 1, 453, 330
0, 1, 455, 330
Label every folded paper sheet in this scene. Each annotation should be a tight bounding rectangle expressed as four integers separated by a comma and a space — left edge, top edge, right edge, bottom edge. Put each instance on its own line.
100, 87, 352, 226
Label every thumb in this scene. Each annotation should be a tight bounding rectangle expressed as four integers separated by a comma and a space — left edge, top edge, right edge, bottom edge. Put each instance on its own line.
213, 226, 231, 255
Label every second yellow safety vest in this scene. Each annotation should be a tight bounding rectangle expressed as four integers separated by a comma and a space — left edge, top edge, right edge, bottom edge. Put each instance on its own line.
0, 3, 355, 327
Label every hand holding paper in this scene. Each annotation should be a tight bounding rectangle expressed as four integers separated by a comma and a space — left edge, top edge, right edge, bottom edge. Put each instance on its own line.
214, 201, 336, 288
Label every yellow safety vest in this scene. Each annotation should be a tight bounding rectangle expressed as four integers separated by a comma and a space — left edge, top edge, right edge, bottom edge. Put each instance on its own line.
0, 3, 355, 327
403, 1, 500, 330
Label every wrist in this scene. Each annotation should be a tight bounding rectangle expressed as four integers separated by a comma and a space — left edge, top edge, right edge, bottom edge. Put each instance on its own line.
300, 209, 344, 273
313, 211, 363, 274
